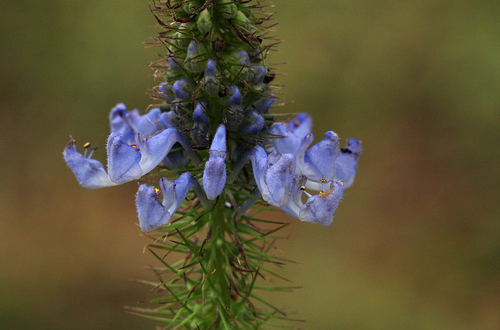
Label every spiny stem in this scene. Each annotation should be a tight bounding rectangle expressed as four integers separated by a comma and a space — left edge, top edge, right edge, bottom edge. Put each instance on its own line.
212, 196, 231, 326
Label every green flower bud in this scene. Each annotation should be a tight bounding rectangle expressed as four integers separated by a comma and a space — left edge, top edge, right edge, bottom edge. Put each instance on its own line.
233, 11, 250, 29
197, 8, 213, 35
216, 0, 237, 19
239, 3, 252, 18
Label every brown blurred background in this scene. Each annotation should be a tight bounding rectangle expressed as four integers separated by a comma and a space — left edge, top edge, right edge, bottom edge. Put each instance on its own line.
1, 1, 500, 329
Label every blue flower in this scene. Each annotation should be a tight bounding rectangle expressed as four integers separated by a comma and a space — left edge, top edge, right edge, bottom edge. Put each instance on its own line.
109, 103, 163, 144
63, 138, 117, 189
249, 146, 345, 226
107, 129, 200, 184
334, 138, 361, 188
136, 172, 193, 232
203, 124, 227, 200
281, 177, 345, 227
269, 114, 340, 190
250, 146, 296, 207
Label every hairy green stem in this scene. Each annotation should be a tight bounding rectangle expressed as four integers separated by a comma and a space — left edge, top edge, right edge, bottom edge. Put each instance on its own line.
212, 196, 231, 326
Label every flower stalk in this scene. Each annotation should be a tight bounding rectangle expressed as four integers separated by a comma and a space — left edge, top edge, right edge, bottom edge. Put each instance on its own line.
63, 0, 361, 328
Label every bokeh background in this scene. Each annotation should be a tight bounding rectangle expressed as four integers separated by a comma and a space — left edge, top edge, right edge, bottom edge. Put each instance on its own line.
1, 1, 500, 329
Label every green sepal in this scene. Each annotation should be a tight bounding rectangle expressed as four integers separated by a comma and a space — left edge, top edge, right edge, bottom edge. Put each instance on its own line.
197, 8, 213, 35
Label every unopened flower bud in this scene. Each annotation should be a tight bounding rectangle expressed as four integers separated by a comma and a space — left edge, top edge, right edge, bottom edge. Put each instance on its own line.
226, 85, 244, 130
185, 41, 204, 73
233, 11, 250, 29
216, 0, 237, 19
252, 66, 267, 91
203, 59, 219, 96
197, 8, 213, 35
173, 30, 190, 49
172, 78, 196, 120
252, 95, 275, 115
191, 101, 210, 148
241, 110, 265, 136
183, 0, 202, 15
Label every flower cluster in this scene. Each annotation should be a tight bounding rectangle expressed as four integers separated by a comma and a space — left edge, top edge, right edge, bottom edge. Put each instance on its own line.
62, 0, 361, 327
64, 105, 360, 229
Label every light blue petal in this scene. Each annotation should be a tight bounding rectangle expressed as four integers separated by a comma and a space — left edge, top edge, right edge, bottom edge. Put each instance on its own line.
261, 153, 296, 207
160, 172, 192, 214
249, 146, 268, 194
280, 175, 307, 218
107, 132, 143, 184
109, 104, 163, 144
270, 123, 314, 158
203, 125, 227, 200
135, 108, 162, 137
299, 181, 345, 227
227, 85, 242, 110
302, 131, 340, 186
285, 113, 312, 138
173, 78, 195, 100
137, 129, 191, 174
107, 129, 190, 184
109, 103, 138, 144
136, 172, 194, 232
159, 83, 174, 101
63, 139, 117, 189
203, 157, 227, 200
136, 184, 171, 232
193, 101, 209, 123
334, 138, 361, 188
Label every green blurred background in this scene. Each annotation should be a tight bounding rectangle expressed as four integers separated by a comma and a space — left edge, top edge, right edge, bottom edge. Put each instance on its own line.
1, 1, 500, 329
